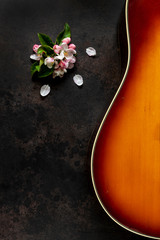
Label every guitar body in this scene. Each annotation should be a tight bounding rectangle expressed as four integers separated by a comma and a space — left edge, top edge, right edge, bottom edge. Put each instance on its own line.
91, 0, 160, 238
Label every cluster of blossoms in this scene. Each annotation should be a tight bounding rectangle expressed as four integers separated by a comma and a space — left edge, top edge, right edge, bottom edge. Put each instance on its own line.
30, 37, 76, 79
30, 23, 77, 81
30, 24, 96, 97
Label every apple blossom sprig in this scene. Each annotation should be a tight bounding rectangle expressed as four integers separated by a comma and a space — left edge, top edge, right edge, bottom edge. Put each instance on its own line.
30, 23, 76, 80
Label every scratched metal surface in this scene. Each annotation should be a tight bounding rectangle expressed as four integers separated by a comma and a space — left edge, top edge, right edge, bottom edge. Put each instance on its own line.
0, 0, 145, 240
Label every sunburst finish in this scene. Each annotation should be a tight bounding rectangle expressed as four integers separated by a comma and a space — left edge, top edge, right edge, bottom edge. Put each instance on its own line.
91, 0, 160, 238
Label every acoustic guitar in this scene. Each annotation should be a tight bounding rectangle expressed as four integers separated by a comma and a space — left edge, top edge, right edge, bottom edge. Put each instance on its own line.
91, 0, 160, 238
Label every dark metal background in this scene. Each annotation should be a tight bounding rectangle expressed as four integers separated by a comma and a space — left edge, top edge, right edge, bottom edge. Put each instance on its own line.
0, 0, 145, 239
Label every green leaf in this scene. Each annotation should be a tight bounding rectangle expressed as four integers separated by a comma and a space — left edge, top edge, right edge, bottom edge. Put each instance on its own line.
31, 58, 44, 76
37, 47, 46, 55
31, 61, 40, 76
56, 23, 71, 45
37, 45, 54, 56
38, 33, 54, 47
38, 64, 54, 78
39, 58, 44, 68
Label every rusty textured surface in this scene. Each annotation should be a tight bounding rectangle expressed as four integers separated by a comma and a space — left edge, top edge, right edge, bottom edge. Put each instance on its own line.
0, 0, 145, 240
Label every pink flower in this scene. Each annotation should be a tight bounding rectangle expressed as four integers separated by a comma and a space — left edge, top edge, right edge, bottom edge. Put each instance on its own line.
62, 37, 71, 44
64, 57, 76, 69
59, 60, 69, 69
68, 63, 74, 69
68, 56, 76, 64
67, 58, 75, 69
69, 44, 76, 50
53, 45, 62, 54
33, 44, 41, 53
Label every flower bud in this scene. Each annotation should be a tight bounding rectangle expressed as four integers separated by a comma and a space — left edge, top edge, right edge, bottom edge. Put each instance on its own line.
33, 44, 40, 53
62, 37, 71, 44
69, 43, 76, 50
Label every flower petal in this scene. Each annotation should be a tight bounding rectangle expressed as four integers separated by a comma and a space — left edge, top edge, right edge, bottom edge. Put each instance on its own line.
73, 74, 83, 86
68, 56, 76, 63
53, 44, 62, 54
65, 49, 76, 59
66, 49, 76, 55
30, 54, 41, 61
40, 85, 51, 97
68, 63, 74, 69
54, 60, 59, 69
44, 57, 54, 69
86, 47, 96, 56
33, 44, 41, 53
69, 43, 76, 50
47, 63, 53, 69
54, 51, 64, 60
60, 60, 69, 69
62, 37, 71, 44
53, 68, 66, 78
61, 42, 68, 51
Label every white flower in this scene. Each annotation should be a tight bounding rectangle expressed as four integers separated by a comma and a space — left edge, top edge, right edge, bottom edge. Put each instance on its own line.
53, 68, 67, 79
54, 60, 59, 69
30, 54, 41, 61
73, 74, 83, 86
40, 85, 51, 97
44, 57, 54, 69
86, 47, 96, 56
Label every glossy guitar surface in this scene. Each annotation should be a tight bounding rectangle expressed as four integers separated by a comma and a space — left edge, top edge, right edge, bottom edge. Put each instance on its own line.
91, 0, 160, 238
